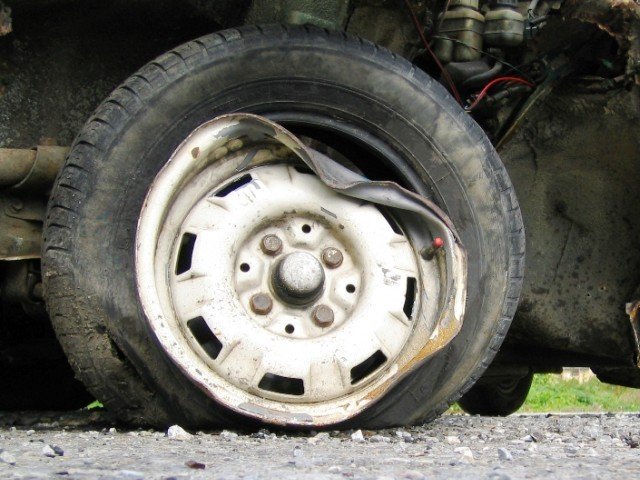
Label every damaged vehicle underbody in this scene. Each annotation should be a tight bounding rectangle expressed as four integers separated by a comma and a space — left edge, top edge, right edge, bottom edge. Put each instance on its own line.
0, 0, 638, 427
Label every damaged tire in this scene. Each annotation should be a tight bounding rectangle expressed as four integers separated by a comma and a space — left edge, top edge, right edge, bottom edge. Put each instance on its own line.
43, 26, 524, 428
457, 371, 534, 416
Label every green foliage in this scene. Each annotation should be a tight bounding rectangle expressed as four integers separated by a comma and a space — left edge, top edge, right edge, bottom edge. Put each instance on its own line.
85, 400, 104, 410
522, 374, 640, 412
451, 374, 640, 414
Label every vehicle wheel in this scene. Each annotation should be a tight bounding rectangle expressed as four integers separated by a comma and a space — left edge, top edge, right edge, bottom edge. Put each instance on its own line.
42, 26, 524, 428
457, 371, 534, 416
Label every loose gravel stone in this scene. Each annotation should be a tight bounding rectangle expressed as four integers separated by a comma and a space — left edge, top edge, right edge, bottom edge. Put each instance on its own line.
453, 446, 474, 464
369, 435, 391, 443
445, 435, 461, 444
351, 429, 365, 443
0, 450, 16, 465
498, 447, 513, 461
220, 430, 238, 440
403, 470, 427, 480
42, 445, 56, 457
166, 425, 191, 441
0, 412, 638, 478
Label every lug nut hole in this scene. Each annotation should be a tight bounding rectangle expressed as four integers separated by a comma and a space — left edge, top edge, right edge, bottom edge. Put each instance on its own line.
285, 324, 295, 334
346, 284, 356, 294
240, 263, 251, 272
301, 224, 311, 234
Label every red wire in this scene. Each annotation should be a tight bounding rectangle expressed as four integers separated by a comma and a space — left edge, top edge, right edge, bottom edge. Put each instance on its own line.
404, 0, 463, 105
467, 76, 535, 110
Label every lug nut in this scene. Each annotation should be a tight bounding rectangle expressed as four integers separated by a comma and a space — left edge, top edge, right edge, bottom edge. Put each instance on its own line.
260, 234, 283, 256
250, 293, 273, 315
312, 304, 334, 327
321, 247, 343, 269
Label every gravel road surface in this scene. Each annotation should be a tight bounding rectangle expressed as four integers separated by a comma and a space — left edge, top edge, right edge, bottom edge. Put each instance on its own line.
0, 411, 638, 479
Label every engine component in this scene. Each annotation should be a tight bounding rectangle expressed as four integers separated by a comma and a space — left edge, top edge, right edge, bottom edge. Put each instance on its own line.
484, 0, 525, 47
445, 59, 495, 86
434, 0, 485, 63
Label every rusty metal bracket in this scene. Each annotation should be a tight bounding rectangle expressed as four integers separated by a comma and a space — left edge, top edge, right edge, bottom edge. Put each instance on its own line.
0, 195, 44, 260
0, 145, 68, 261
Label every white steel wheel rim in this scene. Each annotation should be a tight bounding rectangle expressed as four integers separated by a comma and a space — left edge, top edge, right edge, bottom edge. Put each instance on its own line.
136, 115, 447, 426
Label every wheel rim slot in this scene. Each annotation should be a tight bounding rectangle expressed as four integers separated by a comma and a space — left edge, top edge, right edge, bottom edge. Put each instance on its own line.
175, 233, 197, 275
403, 277, 417, 320
350, 350, 388, 385
215, 173, 253, 197
186, 317, 223, 360
258, 373, 305, 396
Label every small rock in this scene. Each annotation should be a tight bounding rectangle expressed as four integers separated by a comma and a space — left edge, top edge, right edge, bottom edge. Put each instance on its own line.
292, 447, 303, 457
328, 466, 342, 474
308, 432, 330, 444
521, 434, 536, 443
250, 430, 268, 439
42, 445, 56, 458
0, 450, 16, 465
26, 430, 35, 436
351, 430, 365, 443
623, 435, 640, 448
445, 435, 461, 445
220, 430, 238, 439
454, 446, 475, 464
488, 474, 512, 480
497, 447, 513, 461
403, 470, 426, 480
108, 428, 117, 434
166, 425, 191, 441
369, 435, 391, 443
564, 446, 579, 455
396, 430, 412, 441
185, 460, 206, 469
585, 448, 599, 457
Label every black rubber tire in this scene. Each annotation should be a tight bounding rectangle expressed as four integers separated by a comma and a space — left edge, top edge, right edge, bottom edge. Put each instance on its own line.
457, 372, 534, 416
42, 25, 525, 428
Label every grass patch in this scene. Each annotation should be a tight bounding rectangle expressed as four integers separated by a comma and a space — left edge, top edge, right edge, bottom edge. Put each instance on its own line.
85, 400, 104, 410
523, 374, 640, 412
451, 374, 640, 414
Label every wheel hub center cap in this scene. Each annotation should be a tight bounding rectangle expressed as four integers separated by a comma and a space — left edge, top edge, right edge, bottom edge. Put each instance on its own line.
272, 251, 325, 305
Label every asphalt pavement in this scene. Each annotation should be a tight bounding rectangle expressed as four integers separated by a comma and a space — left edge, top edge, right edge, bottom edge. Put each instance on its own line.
0, 411, 638, 479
